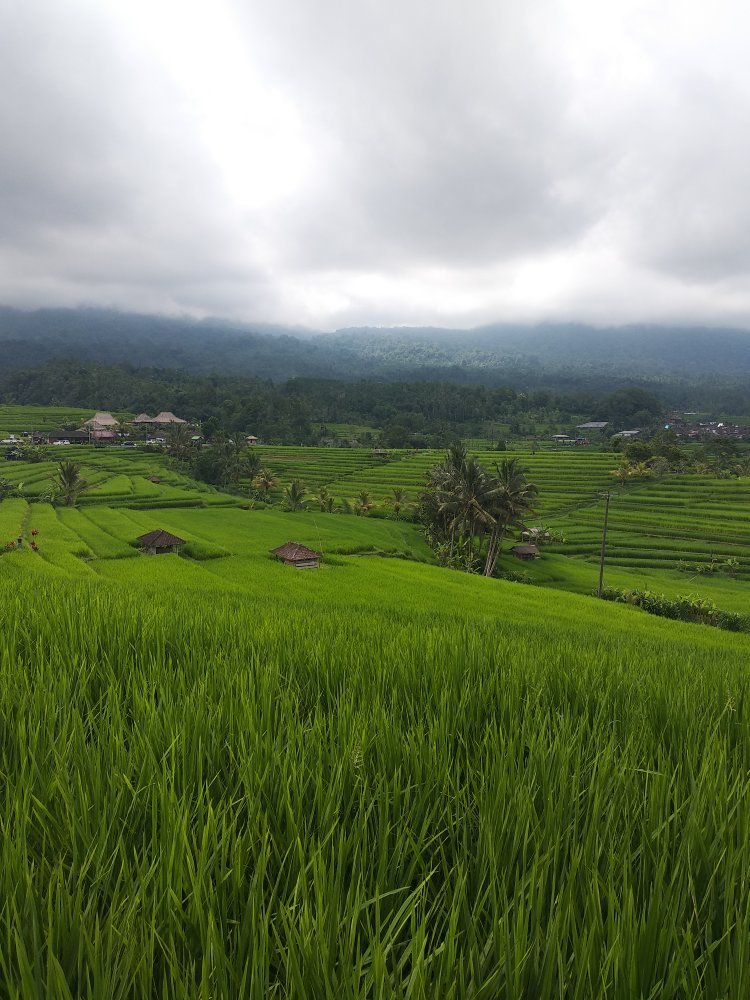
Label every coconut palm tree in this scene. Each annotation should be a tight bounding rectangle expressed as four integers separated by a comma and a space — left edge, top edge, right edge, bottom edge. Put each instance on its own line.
165, 423, 193, 462
54, 461, 89, 507
421, 444, 494, 570
481, 458, 538, 577
283, 480, 307, 512
356, 490, 373, 516
387, 486, 409, 519
255, 469, 278, 500
314, 486, 334, 512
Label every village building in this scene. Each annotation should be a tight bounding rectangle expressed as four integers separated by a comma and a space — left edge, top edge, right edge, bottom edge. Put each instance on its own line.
510, 543, 539, 561
270, 541, 322, 569
90, 429, 118, 443
371, 448, 391, 458
521, 527, 550, 543
137, 529, 186, 555
133, 411, 187, 426
83, 411, 118, 428
246, 435, 259, 445
47, 429, 90, 445
152, 412, 187, 425
576, 421, 608, 432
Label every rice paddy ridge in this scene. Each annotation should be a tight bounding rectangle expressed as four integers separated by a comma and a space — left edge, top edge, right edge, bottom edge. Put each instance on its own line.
248, 445, 406, 500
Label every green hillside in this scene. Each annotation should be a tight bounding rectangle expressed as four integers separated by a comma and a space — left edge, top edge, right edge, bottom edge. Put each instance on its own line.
3, 439, 750, 995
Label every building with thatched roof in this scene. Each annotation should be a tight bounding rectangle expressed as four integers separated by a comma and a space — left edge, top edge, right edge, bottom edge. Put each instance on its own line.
83, 411, 118, 428
151, 411, 187, 425
137, 529, 186, 555
132, 411, 187, 426
510, 544, 539, 561
270, 541, 321, 569
90, 429, 117, 442
521, 527, 550, 543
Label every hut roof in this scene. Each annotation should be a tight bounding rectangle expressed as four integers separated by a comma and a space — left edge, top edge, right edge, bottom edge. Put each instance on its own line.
133, 413, 155, 423
83, 411, 118, 427
270, 541, 321, 562
151, 411, 187, 424
510, 544, 539, 556
137, 529, 186, 548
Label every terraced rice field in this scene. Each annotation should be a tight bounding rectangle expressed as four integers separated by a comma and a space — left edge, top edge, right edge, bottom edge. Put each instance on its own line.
254, 446, 616, 513
253, 445, 750, 583
546, 473, 750, 579
1, 446, 241, 510
0, 404, 128, 434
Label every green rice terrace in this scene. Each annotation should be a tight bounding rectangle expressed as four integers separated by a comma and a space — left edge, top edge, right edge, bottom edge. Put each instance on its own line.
2, 433, 750, 996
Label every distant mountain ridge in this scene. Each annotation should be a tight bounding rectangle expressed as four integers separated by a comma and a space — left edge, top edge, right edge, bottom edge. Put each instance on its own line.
1, 306, 750, 387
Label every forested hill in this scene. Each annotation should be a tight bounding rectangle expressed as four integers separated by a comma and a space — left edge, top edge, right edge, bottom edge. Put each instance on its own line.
2, 306, 750, 389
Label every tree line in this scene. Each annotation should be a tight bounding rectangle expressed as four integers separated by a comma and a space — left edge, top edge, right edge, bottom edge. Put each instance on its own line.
0, 360, 670, 446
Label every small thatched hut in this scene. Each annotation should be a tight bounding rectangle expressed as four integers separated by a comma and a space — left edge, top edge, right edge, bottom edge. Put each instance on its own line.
137, 529, 186, 555
270, 541, 321, 569
510, 544, 539, 561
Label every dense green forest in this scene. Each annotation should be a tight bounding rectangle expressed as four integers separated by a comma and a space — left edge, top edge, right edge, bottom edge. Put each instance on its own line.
0, 360, 667, 445
3, 307, 750, 443
3, 307, 750, 406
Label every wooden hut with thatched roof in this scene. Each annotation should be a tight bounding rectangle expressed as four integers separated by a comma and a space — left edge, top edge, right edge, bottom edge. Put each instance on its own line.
510, 543, 539, 561
137, 529, 186, 555
270, 541, 321, 569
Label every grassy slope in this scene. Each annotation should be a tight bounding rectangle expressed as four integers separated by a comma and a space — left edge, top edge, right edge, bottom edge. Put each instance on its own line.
4, 474, 750, 994
2, 517, 750, 995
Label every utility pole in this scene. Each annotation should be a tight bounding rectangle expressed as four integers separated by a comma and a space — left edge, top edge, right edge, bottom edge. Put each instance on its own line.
597, 491, 610, 598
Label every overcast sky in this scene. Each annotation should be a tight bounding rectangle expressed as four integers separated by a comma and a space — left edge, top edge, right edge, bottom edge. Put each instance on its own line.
2, 0, 750, 330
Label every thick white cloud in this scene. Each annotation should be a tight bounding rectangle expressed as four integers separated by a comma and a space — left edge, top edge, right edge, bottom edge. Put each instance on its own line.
1, 0, 750, 328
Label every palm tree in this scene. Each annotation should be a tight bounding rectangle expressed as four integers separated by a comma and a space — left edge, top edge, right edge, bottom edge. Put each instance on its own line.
387, 487, 409, 519
165, 423, 193, 462
283, 480, 307, 512
356, 490, 373, 516
54, 461, 89, 507
255, 468, 278, 500
481, 458, 538, 576
610, 461, 631, 486
243, 447, 262, 481
314, 486, 334, 512
421, 444, 495, 570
